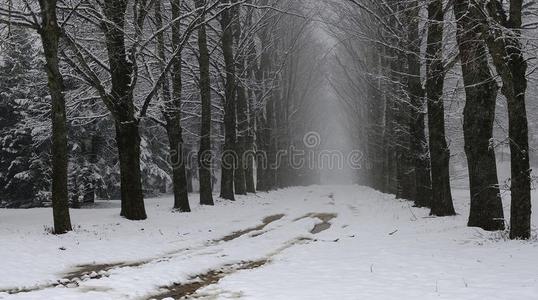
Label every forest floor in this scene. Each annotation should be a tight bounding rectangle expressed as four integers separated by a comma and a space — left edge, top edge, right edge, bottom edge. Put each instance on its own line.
0, 185, 537, 300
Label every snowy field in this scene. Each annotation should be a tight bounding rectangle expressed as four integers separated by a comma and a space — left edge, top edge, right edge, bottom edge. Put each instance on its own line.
0, 185, 537, 300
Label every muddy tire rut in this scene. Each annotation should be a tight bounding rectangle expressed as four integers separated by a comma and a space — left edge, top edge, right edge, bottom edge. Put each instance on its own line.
147, 210, 339, 300
215, 214, 285, 242
310, 213, 337, 234
0, 214, 287, 296
1, 212, 336, 297
147, 237, 314, 300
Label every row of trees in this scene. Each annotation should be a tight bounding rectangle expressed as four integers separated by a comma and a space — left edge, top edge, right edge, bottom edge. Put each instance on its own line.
0, 0, 324, 234
2, 0, 532, 240
329, 0, 533, 239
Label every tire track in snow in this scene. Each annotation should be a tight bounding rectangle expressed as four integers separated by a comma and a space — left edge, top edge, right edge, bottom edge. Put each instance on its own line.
294, 212, 338, 234
0, 214, 286, 296
1, 212, 335, 297
310, 213, 337, 234
147, 237, 314, 300
214, 214, 285, 242
147, 213, 339, 299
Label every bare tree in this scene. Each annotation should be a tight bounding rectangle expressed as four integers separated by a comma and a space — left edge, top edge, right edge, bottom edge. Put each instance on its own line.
480, 0, 531, 239
219, 0, 238, 200
154, 0, 191, 212
39, 0, 72, 233
426, 0, 455, 216
194, 0, 215, 205
454, 0, 505, 231
0, 0, 73, 233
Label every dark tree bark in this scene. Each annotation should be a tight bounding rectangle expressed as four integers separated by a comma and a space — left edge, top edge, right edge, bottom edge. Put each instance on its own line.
426, 0, 455, 216
187, 168, 194, 193
115, 121, 147, 219
38, 0, 72, 234
255, 115, 269, 192
194, 0, 214, 206
232, 3, 247, 195
83, 134, 101, 204
219, 0, 237, 201
454, 0, 504, 231
186, 144, 194, 193
381, 87, 398, 195
155, 0, 191, 212
393, 60, 416, 201
166, 122, 191, 212
170, 0, 191, 212
254, 12, 272, 192
102, 0, 147, 220
245, 109, 256, 193
481, 0, 531, 239
406, 1, 432, 208
244, 3, 257, 194
265, 88, 278, 191
234, 87, 248, 194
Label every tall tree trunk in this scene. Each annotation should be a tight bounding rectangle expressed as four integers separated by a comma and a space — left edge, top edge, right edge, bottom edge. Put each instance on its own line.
382, 88, 397, 195
406, 1, 432, 208
232, 3, 247, 195
234, 87, 248, 194
242, 0, 256, 195
454, 0, 504, 231
254, 12, 271, 192
171, 0, 191, 211
156, 0, 191, 212
482, 0, 531, 239
167, 123, 190, 212
393, 61, 416, 201
115, 121, 147, 219
195, 0, 214, 206
219, 0, 237, 200
426, 0, 455, 216
103, 0, 146, 220
38, 0, 72, 234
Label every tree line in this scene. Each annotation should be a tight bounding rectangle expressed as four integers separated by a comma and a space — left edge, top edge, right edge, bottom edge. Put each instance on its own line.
328, 0, 533, 240
0, 1, 322, 233
0, 0, 534, 241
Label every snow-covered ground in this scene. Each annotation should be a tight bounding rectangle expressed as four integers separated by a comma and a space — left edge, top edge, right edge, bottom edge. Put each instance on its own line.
0, 185, 537, 300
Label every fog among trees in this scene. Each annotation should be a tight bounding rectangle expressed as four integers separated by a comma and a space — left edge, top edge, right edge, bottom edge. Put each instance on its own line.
1, 1, 537, 298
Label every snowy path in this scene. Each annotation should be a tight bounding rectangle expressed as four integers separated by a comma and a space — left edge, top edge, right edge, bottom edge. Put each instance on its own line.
0, 185, 537, 299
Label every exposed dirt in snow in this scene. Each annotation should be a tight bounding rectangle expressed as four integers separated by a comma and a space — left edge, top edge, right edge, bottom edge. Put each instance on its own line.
0, 260, 150, 295
216, 214, 285, 242
0, 214, 288, 297
293, 212, 337, 234
0, 285, 46, 295
310, 213, 337, 234
147, 260, 270, 300
148, 237, 315, 300
2, 186, 537, 300
57, 214, 287, 288
65, 263, 124, 279
0, 264, 120, 295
